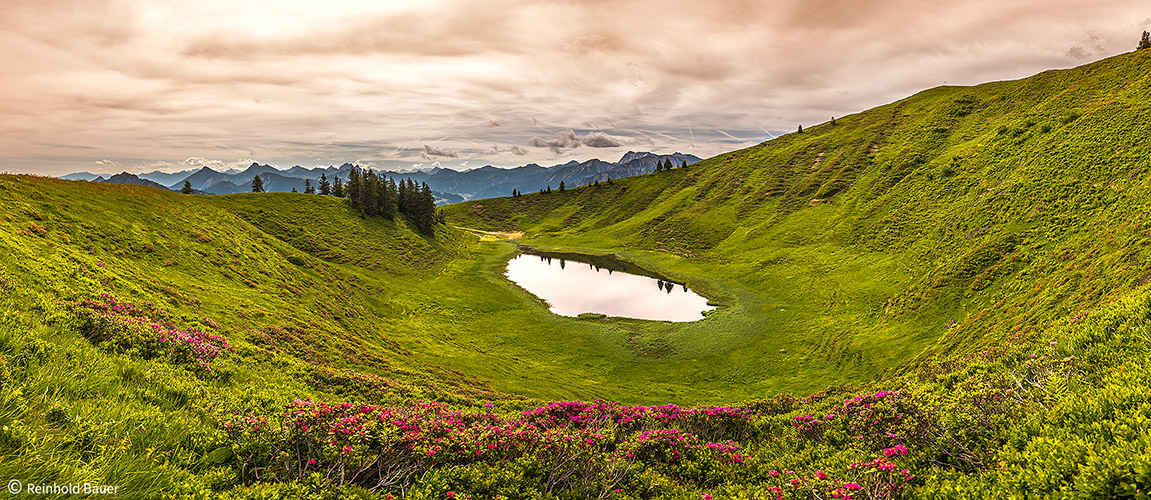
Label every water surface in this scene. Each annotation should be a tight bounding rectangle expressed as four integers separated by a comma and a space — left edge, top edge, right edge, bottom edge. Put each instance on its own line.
505, 253, 714, 322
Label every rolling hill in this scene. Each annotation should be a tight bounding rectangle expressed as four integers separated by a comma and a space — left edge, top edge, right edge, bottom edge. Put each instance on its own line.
1, 50, 1150, 498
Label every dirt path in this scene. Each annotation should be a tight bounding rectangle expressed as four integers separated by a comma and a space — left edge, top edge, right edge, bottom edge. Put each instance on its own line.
454, 226, 524, 241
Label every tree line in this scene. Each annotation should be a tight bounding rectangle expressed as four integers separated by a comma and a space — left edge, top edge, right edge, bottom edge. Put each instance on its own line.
654, 158, 688, 172
506, 159, 687, 197
242, 169, 440, 234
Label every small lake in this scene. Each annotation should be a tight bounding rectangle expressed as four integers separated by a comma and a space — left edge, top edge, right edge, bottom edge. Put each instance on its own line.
505, 251, 715, 322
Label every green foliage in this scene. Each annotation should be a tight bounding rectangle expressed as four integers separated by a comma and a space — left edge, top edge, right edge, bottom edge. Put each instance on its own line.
3, 50, 1151, 498
343, 167, 437, 233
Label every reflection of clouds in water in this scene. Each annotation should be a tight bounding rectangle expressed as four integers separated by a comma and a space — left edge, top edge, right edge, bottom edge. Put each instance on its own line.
505, 255, 714, 322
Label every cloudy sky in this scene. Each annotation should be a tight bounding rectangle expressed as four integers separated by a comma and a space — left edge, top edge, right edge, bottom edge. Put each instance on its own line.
1, 0, 1147, 176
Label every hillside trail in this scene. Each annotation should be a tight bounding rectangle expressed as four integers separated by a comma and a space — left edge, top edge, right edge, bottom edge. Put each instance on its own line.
454, 226, 524, 241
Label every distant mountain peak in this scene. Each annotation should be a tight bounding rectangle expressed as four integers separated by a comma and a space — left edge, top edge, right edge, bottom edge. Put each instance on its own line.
618, 151, 655, 164
99, 172, 170, 190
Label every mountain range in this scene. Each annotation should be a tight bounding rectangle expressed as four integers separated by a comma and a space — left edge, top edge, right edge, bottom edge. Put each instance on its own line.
60, 151, 701, 204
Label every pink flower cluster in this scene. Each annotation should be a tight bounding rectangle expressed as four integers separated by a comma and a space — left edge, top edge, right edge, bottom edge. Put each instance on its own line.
792, 389, 923, 450
225, 397, 753, 490
883, 444, 907, 457
521, 400, 757, 434
71, 294, 230, 370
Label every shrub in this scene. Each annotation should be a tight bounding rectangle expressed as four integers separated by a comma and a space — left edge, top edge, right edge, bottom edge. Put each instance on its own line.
69, 294, 230, 371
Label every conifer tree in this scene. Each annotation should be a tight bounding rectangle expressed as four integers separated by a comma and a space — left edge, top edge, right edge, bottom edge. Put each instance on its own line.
332, 176, 344, 197
681, 160, 688, 169
358, 171, 375, 214
291, 187, 298, 193
251, 175, 264, 193
830, 116, 837, 125
319, 173, 331, 195
397, 178, 408, 213
416, 182, 436, 234
346, 168, 361, 206
181, 180, 193, 194
304, 178, 315, 194
380, 177, 397, 219
408, 179, 419, 215
1141, 31, 1151, 50
797, 125, 803, 133
559, 181, 565, 192
363, 172, 375, 215
547, 185, 552, 193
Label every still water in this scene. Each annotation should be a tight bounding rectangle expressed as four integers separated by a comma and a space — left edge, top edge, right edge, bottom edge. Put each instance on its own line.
505, 253, 714, 322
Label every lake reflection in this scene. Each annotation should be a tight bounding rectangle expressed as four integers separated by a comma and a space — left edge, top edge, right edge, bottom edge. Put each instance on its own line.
505, 253, 715, 322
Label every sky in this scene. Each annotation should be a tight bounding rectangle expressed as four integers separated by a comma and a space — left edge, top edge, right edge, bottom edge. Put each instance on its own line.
1, 0, 1147, 176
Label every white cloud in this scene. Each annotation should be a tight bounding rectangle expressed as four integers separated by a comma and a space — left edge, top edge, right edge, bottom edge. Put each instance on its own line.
1, 0, 1147, 175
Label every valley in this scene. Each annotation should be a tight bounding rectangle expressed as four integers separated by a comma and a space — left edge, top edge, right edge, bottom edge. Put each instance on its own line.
1, 50, 1150, 498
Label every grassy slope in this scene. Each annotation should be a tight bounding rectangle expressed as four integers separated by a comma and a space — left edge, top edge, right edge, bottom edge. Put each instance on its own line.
0, 51, 1149, 499
0, 179, 516, 493
446, 49, 1151, 378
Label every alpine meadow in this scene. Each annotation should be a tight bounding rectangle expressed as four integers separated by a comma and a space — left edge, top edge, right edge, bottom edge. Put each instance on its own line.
3, 48, 1151, 500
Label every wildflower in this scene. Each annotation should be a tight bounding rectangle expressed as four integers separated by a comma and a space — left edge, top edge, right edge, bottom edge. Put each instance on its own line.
702, 494, 713, 500
883, 444, 908, 457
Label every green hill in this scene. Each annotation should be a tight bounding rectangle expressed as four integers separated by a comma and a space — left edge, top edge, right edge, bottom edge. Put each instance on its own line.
0, 50, 1149, 498
447, 49, 1151, 370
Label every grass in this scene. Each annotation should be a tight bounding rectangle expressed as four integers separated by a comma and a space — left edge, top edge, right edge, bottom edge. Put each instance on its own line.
0, 49, 1149, 498
445, 48, 1151, 377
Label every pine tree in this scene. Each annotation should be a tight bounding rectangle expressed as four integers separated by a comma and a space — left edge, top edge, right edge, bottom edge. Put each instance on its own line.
346, 168, 361, 206
416, 182, 436, 234
291, 187, 298, 193
319, 173, 331, 195
1141, 31, 1151, 50
251, 175, 264, 193
559, 181, 565, 192
655, 160, 663, 173
181, 180, 193, 194
332, 176, 344, 197
797, 125, 803, 133
304, 179, 315, 194
546, 185, 552, 193
397, 178, 408, 214
681, 160, 688, 169
358, 171, 375, 214
380, 177, 397, 219
830, 116, 837, 125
